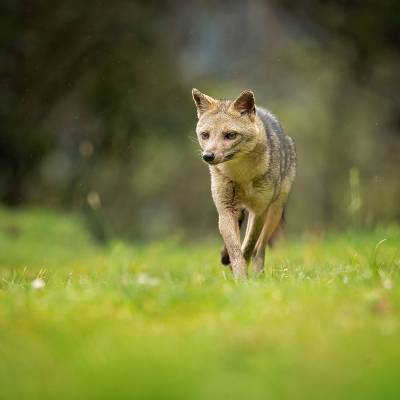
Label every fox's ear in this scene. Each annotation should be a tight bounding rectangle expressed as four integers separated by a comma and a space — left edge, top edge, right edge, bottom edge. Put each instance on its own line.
192, 88, 217, 118
231, 90, 256, 117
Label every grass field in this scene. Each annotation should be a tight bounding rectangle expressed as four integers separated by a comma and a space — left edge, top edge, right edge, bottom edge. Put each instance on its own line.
0, 207, 399, 399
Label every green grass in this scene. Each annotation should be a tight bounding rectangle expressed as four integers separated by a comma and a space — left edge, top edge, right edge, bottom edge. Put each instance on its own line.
0, 207, 399, 400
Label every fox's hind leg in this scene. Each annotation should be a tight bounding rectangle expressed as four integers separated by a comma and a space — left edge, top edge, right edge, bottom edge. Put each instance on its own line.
220, 208, 246, 267
252, 195, 287, 276
241, 209, 268, 264
268, 206, 285, 248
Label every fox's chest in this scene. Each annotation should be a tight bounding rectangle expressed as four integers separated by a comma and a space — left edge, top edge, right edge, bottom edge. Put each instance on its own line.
211, 163, 276, 214
235, 179, 274, 213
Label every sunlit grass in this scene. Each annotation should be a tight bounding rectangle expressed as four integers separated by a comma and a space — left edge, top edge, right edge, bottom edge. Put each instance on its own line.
0, 207, 399, 399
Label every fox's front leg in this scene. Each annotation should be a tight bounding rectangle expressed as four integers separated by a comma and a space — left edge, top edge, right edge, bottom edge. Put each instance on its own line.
218, 211, 247, 279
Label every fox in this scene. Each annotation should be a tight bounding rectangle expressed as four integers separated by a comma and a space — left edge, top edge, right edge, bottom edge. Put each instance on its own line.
192, 88, 296, 279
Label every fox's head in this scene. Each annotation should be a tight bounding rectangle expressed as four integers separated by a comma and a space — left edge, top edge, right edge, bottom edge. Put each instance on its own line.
192, 89, 260, 165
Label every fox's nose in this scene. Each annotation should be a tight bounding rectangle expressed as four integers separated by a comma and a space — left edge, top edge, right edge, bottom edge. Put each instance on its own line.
202, 152, 215, 162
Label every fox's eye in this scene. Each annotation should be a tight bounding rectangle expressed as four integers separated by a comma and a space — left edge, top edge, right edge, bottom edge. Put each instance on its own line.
224, 132, 237, 140
200, 132, 209, 140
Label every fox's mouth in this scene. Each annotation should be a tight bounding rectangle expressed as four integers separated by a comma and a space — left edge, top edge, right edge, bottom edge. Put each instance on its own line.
223, 152, 236, 161
203, 152, 237, 165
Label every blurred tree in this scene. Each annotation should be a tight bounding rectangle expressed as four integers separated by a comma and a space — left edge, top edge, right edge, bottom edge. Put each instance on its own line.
0, 0, 399, 239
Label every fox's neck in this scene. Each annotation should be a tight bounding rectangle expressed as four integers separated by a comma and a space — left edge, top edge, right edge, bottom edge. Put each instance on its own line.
213, 118, 269, 183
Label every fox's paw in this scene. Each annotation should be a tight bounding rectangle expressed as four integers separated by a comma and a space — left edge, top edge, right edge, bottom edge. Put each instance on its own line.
220, 246, 230, 266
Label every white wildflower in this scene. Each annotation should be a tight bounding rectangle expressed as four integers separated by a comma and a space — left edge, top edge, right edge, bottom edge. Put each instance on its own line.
382, 278, 393, 290
31, 278, 46, 290
136, 272, 159, 287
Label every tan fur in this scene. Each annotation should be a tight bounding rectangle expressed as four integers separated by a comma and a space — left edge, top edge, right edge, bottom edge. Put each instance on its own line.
192, 89, 296, 279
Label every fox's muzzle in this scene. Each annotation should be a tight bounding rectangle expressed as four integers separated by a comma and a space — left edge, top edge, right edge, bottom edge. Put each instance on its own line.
202, 152, 215, 163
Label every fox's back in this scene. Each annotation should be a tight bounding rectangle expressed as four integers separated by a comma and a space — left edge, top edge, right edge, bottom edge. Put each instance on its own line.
256, 106, 296, 195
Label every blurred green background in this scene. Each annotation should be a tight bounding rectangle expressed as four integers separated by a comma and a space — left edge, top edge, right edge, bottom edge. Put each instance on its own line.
1, 0, 399, 241
1, 3, 400, 399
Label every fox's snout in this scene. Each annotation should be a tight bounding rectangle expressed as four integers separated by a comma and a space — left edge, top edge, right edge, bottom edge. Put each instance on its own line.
202, 152, 215, 163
